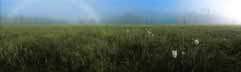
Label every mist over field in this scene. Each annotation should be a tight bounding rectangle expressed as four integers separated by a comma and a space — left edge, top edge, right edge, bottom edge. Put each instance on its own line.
1, 0, 240, 24
0, 0, 241, 72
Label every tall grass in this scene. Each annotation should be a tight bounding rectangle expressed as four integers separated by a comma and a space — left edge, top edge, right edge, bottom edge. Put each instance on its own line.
0, 25, 240, 72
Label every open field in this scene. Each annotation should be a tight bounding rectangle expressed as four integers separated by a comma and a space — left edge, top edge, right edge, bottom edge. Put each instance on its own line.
0, 25, 241, 72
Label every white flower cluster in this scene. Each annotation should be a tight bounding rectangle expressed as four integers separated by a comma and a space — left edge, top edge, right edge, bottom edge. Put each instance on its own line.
194, 39, 200, 45
171, 50, 185, 59
171, 39, 200, 59
172, 50, 178, 58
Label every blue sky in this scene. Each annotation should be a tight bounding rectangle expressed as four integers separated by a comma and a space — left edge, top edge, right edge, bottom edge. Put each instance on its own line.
0, 0, 223, 21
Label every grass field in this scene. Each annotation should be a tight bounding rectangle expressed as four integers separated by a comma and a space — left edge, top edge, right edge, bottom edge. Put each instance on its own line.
0, 25, 241, 72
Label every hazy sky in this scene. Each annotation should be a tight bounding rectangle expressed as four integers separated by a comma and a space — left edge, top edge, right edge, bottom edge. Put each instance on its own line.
0, 0, 240, 22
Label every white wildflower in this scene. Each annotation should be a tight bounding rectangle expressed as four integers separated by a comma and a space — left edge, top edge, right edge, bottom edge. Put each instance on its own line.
194, 39, 200, 45
172, 50, 178, 58
147, 30, 154, 37
147, 30, 152, 35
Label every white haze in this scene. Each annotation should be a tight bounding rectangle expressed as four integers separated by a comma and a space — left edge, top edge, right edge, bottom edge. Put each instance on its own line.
7, 0, 100, 23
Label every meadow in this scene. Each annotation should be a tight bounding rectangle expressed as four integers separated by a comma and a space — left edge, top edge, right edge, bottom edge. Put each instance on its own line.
0, 25, 241, 72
